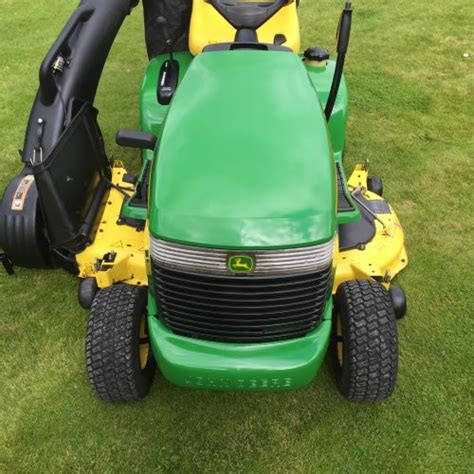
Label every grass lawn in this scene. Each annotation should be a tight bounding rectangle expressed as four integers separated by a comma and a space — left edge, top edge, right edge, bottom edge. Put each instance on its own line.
1, 0, 473, 471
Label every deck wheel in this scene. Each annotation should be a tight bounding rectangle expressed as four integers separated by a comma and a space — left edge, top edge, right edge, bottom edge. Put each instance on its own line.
367, 175, 383, 196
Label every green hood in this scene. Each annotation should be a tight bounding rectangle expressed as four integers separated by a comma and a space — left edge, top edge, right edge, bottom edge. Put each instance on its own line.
149, 50, 335, 249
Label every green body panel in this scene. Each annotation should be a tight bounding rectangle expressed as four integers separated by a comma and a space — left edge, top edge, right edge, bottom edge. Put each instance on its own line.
149, 51, 336, 249
304, 60, 348, 157
147, 293, 333, 391
304, 60, 359, 224
121, 53, 194, 223
136, 54, 359, 390
120, 197, 147, 222
141, 55, 349, 159
126, 54, 359, 228
140, 52, 194, 142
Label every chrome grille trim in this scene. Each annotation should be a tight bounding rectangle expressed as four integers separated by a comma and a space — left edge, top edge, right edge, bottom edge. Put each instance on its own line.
150, 236, 335, 275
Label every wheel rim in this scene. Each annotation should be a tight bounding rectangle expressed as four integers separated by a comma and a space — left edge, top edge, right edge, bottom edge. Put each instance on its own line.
139, 314, 150, 370
336, 315, 344, 367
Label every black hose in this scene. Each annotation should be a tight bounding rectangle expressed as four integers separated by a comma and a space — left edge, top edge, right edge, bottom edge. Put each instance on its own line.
325, 53, 346, 121
325, 2, 352, 121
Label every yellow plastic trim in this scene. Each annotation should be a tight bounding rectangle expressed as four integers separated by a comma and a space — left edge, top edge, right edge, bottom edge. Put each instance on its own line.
333, 165, 409, 293
76, 162, 149, 288
189, 0, 301, 55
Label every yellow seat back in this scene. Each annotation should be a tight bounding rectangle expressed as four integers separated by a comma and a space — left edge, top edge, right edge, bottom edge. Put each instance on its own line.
189, 0, 300, 55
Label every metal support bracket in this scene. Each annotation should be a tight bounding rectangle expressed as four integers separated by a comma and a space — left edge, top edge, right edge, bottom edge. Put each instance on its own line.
96, 254, 133, 287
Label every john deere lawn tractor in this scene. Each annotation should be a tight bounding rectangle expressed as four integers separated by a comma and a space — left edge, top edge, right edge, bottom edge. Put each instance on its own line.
0, 0, 408, 402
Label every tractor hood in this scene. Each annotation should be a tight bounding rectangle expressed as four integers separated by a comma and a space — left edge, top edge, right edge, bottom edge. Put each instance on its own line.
149, 51, 335, 249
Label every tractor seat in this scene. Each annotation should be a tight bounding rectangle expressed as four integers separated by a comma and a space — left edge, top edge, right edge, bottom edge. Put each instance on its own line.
207, 0, 290, 30
189, 0, 300, 55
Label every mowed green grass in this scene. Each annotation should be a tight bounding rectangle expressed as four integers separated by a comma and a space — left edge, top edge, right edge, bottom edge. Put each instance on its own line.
1, 0, 473, 471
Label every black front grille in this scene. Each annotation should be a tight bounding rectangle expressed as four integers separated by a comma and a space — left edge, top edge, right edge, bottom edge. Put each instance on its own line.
152, 265, 332, 343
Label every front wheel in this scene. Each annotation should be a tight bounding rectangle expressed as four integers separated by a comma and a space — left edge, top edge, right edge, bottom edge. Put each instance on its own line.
332, 280, 398, 402
86, 284, 156, 402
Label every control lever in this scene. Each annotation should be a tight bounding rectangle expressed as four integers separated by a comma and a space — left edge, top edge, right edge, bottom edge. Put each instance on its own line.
116, 130, 157, 150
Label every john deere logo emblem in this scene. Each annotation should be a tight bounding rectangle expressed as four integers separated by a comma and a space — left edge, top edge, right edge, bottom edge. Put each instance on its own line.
228, 255, 254, 273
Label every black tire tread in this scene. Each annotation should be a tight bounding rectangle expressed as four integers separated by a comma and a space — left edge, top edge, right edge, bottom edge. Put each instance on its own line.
335, 280, 398, 402
78, 278, 98, 309
85, 284, 155, 402
367, 175, 383, 197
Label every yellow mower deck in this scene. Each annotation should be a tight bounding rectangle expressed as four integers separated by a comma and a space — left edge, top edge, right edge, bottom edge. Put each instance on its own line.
333, 165, 409, 292
76, 162, 149, 288
77, 162, 408, 292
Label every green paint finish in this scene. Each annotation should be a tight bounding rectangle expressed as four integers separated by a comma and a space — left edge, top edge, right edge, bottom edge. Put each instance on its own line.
149, 51, 336, 249
303, 61, 360, 225
140, 52, 194, 138
147, 295, 333, 391
139, 52, 194, 163
123, 54, 195, 224
304, 59, 349, 156
132, 55, 357, 233
120, 198, 147, 221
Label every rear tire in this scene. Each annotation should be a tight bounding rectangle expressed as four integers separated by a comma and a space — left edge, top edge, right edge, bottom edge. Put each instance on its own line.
86, 284, 155, 402
332, 280, 398, 402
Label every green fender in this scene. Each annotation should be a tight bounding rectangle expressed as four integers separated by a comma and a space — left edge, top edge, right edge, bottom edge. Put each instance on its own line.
147, 293, 333, 391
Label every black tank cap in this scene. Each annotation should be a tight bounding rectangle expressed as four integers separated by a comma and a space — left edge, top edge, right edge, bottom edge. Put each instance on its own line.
304, 47, 330, 61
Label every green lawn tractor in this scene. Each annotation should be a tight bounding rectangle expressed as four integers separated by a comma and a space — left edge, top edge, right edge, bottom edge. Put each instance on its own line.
0, 0, 408, 402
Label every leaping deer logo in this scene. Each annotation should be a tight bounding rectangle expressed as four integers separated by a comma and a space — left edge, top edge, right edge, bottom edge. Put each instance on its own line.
228, 256, 254, 273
